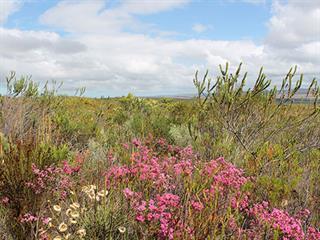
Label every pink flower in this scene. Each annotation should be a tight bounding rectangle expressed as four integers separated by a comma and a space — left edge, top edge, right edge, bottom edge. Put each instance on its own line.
20, 213, 38, 223
63, 160, 81, 175
0, 196, 9, 204
307, 227, 320, 240
136, 214, 145, 222
26, 164, 72, 195
122, 143, 129, 150
157, 193, 180, 208
191, 200, 204, 211
147, 213, 153, 221
42, 217, 51, 225
123, 188, 134, 199
248, 203, 306, 239
132, 138, 141, 147
173, 160, 193, 176
136, 201, 147, 211
101, 139, 318, 239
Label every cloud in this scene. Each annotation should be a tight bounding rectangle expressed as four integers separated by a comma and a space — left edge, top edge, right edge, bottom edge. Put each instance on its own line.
0, 26, 260, 96
1, 0, 319, 96
266, 0, 320, 48
263, 0, 320, 76
40, 0, 189, 34
192, 23, 210, 33
0, 0, 21, 24
0, 28, 86, 54
120, 0, 190, 14
39, 0, 125, 34
0, 27, 87, 90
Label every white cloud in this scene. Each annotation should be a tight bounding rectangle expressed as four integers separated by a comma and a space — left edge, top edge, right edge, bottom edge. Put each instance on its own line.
39, 0, 127, 34
192, 23, 210, 33
0, 28, 86, 54
263, 0, 320, 77
0, 0, 21, 24
266, 0, 320, 48
0, 26, 260, 96
40, 0, 189, 34
1, 0, 319, 96
120, 0, 190, 14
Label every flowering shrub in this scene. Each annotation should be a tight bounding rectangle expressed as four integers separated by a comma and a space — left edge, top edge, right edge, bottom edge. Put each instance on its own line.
104, 138, 320, 239
18, 184, 110, 239
1, 138, 319, 239
26, 164, 72, 197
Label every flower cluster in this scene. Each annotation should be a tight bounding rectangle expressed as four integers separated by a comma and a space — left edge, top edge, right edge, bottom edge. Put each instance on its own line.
0, 196, 9, 205
203, 157, 248, 191
106, 139, 198, 191
81, 184, 108, 201
104, 139, 320, 239
26, 163, 74, 200
46, 201, 86, 239
124, 189, 181, 239
8, 138, 319, 239
245, 202, 320, 240
26, 164, 62, 194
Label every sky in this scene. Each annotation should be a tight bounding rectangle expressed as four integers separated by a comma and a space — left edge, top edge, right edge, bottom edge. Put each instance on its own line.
0, 0, 319, 97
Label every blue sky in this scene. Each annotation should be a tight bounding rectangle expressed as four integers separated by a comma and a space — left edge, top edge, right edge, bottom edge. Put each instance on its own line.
3, 0, 66, 33
0, 0, 319, 97
138, 1, 271, 41
2, 0, 271, 41
4, 0, 271, 40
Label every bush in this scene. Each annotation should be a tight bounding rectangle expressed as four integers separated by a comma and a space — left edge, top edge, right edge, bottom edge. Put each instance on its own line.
0, 65, 319, 239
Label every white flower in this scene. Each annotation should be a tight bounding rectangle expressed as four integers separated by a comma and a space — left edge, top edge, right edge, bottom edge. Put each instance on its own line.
53, 236, 62, 240
118, 226, 126, 233
69, 218, 77, 224
64, 233, 71, 239
70, 202, 80, 210
66, 208, 72, 217
97, 190, 109, 197
77, 228, 86, 237
58, 222, 68, 232
53, 205, 61, 212
70, 210, 80, 218
81, 186, 90, 193
88, 192, 95, 200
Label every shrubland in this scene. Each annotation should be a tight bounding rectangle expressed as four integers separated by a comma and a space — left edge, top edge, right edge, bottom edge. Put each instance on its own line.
0, 64, 319, 239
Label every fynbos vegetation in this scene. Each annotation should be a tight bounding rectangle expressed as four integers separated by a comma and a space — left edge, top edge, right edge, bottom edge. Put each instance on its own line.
0, 63, 319, 239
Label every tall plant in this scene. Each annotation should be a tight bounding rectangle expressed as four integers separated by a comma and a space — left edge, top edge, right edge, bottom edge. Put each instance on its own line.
190, 63, 319, 160
0, 72, 68, 239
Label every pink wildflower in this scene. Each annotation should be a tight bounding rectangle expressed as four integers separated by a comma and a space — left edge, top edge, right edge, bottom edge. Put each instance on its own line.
136, 214, 145, 222
191, 200, 204, 211
132, 138, 141, 147
0, 196, 9, 204
20, 213, 38, 223
123, 188, 135, 199
307, 227, 320, 240
62, 160, 81, 175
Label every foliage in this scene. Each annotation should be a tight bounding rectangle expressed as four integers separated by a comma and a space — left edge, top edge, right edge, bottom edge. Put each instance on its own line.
0, 65, 319, 239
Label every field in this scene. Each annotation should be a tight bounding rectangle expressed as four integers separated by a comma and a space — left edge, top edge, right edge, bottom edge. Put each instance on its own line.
0, 65, 319, 239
